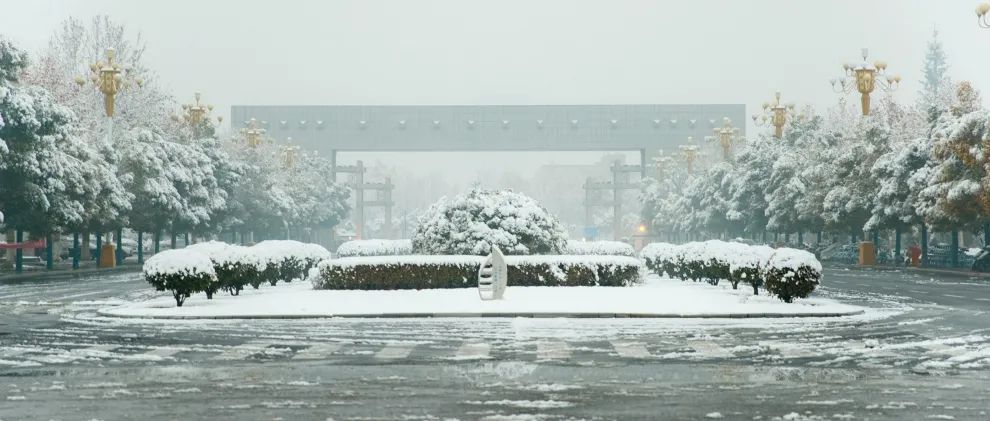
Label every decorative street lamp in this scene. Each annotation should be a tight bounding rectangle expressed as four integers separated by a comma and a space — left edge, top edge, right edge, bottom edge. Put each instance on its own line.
180, 92, 213, 125
281, 144, 300, 169
74, 48, 141, 118
830, 48, 900, 116
753, 92, 795, 139
978, 3, 990, 27
651, 149, 676, 179
679, 137, 701, 175
240, 118, 267, 148
706, 117, 741, 161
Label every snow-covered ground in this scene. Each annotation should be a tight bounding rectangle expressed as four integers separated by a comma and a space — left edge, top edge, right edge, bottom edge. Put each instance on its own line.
100, 275, 863, 319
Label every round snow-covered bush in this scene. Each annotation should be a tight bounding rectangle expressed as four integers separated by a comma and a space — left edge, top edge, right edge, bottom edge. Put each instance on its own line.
566, 240, 635, 257
412, 188, 568, 256
143, 249, 216, 307
336, 239, 412, 258
762, 248, 822, 303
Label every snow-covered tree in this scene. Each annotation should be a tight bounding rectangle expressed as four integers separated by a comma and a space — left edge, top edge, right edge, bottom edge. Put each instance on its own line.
412, 188, 568, 255
913, 84, 989, 232
118, 128, 224, 237
23, 16, 175, 234
918, 29, 953, 114
279, 151, 350, 231
0, 37, 93, 234
726, 135, 778, 235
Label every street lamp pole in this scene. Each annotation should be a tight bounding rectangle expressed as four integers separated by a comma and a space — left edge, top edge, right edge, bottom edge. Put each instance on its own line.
830, 48, 900, 116
179, 92, 214, 138
679, 137, 700, 176
753, 92, 795, 139
706, 117, 740, 161
75, 48, 142, 118
74, 48, 139, 268
241, 118, 267, 148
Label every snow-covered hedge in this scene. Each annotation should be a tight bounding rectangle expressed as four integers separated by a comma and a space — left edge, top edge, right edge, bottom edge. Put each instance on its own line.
186, 241, 265, 296
253, 240, 331, 286
144, 240, 331, 306
336, 239, 413, 258
312, 255, 641, 290
412, 188, 569, 256
143, 249, 217, 307
640, 240, 821, 302
565, 240, 635, 257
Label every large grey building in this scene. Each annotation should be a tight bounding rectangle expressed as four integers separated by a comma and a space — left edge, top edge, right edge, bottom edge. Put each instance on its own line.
231, 104, 745, 241
230, 104, 746, 170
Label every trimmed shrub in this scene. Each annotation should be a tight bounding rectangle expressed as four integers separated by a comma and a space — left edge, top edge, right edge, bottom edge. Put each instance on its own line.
336, 239, 412, 258
507, 256, 641, 286
728, 244, 773, 294
640, 240, 822, 302
565, 240, 635, 257
187, 241, 265, 296
313, 255, 642, 290
252, 240, 331, 286
314, 256, 480, 290
412, 188, 569, 256
143, 249, 216, 307
763, 248, 822, 303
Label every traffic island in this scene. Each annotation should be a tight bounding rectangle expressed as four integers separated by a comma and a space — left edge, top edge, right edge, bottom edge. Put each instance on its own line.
98, 276, 865, 320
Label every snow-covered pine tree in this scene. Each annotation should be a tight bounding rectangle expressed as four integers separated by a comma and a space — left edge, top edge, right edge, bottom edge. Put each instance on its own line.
918, 29, 953, 115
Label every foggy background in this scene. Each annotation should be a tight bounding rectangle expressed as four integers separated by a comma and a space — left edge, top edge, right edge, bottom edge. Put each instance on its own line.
3, 0, 988, 237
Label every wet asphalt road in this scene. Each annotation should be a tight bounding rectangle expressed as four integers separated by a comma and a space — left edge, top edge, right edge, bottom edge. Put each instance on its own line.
0, 266, 989, 420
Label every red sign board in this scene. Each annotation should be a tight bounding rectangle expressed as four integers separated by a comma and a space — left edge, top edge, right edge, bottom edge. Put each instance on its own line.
0, 239, 47, 250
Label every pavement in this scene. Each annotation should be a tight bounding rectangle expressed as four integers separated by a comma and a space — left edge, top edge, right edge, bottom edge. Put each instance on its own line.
1, 266, 989, 420
0, 262, 142, 283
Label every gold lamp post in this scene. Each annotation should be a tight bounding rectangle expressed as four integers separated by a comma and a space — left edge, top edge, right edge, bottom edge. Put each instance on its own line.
753, 92, 795, 139
679, 137, 701, 175
978, 3, 990, 27
281, 143, 300, 169
181, 92, 213, 125
240, 118, 267, 148
74, 48, 141, 117
706, 117, 741, 161
651, 149, 676, 179
830, 48, 900, 116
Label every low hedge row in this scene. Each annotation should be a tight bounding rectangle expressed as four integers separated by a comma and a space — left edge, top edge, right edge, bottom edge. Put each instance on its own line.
312, 255, 642, 290
144, 240, 331, 306
640, 240, 821, 303
335, 239, 413, 258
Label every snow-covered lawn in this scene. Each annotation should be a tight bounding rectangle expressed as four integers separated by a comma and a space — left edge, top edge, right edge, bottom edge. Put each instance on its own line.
101, 275, 864, 319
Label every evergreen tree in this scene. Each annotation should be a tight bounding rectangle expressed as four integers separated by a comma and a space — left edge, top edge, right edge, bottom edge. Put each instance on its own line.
918, 29, 952, 114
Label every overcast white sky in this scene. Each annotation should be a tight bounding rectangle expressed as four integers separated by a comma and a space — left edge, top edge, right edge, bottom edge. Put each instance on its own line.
2, 0, 989, 179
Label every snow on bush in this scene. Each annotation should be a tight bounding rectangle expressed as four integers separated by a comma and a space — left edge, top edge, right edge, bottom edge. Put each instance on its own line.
762, 248, 822, 303
144, 240, 331, 306
252, 240, 331, 286
565, 240, 635, 257
336, 239, 412, 258
640, 240, 821, 302
143, 249, 216, 307
412, 188, 569, 256
313, 255, 641, 290
186, 241, 265, 296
